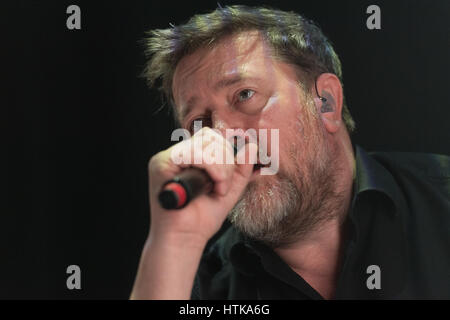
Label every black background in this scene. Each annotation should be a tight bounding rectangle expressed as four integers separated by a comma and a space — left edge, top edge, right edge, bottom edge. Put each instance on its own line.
1, 0, 449, 299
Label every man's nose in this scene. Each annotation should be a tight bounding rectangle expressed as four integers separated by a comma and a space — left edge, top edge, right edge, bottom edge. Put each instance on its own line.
210, 112, 227, 135
210, 112, 257, 152
211, 111, 246, 134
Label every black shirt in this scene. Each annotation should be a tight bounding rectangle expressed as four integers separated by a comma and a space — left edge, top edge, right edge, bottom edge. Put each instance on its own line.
191, 145, 450, 299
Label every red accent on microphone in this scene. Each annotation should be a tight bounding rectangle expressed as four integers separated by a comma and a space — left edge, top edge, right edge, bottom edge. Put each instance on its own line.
163, 182, 187, 208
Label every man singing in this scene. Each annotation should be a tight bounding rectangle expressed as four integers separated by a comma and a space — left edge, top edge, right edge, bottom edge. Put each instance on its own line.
130, 5, 450, 299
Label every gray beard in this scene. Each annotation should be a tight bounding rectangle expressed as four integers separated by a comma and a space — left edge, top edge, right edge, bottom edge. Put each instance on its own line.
228, 141, 345, 248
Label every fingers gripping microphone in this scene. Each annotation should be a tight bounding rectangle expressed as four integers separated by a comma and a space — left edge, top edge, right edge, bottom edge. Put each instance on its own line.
158, 144, 239, 210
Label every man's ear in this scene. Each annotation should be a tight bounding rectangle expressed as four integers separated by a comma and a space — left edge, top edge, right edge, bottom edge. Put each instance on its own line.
312, 73, 343, 134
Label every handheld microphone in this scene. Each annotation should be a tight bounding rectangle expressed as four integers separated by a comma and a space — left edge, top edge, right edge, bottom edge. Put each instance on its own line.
158, 168, 213, 210
158, 143, 240, 210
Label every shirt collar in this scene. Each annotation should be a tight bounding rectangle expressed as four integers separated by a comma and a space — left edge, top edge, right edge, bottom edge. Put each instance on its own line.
353, 144, 406, 215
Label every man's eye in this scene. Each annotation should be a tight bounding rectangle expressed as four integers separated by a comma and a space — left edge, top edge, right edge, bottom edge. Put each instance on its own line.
237, 89, 255, 102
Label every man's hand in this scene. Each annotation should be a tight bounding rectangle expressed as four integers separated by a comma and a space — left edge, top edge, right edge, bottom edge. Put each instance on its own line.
130, 128, 257, 299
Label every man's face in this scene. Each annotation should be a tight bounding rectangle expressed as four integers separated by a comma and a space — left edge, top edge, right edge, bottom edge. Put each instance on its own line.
172, 31, 339, 246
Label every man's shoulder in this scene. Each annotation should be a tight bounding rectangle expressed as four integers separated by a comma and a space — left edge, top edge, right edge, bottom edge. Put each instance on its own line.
369, 150, 450, 181
366, 149, 450, 220
355, 146, 449, 221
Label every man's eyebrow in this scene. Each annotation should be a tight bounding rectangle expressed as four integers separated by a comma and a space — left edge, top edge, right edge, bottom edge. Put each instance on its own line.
179, 74, 258, 122
213, 74, 246, 91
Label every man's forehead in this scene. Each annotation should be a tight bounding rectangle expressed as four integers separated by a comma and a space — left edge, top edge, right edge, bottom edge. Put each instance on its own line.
172, 31, 273, 107
174, 30, 265, 76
